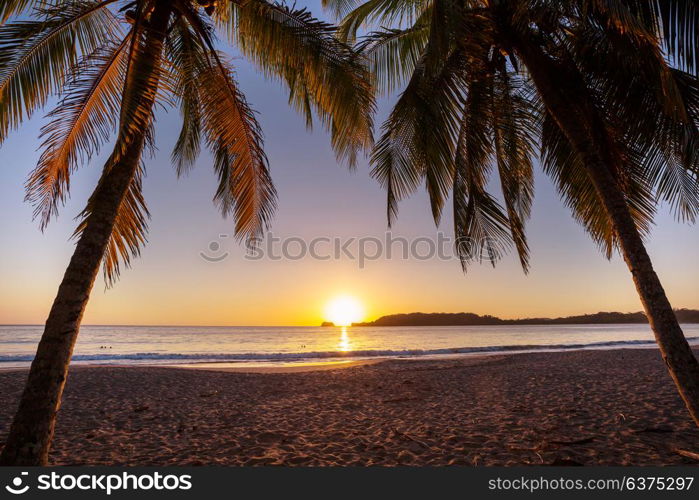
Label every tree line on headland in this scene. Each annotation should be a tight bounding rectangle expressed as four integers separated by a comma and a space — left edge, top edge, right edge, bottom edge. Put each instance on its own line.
350, 309, 699, 327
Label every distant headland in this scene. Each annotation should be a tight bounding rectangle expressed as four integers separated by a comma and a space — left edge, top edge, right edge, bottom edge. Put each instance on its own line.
349, 309, 699, 327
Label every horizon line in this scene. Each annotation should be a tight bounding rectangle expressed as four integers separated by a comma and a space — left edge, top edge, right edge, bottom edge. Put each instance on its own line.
3, 306, 698, 329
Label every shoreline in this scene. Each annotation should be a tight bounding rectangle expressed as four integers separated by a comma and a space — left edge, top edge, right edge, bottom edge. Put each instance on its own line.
3, 338, 697, 373
170, 358, 384, 373
1, 347, 698, 466
0, 354, 498, 374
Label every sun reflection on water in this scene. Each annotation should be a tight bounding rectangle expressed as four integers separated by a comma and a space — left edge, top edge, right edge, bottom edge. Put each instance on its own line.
338, 326, 352, 352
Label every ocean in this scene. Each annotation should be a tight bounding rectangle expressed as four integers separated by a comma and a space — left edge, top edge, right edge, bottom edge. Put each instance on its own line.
1, 323, 698, 369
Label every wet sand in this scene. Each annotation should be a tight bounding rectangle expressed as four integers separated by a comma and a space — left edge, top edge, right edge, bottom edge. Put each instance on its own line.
1, 348, 698, 466
171, 358, 383, 373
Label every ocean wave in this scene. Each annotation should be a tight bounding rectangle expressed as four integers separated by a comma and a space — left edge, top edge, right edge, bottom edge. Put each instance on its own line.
1, 336, 698, 364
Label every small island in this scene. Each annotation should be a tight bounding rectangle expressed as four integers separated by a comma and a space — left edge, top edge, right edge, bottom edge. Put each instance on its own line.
320, 321, 336, 327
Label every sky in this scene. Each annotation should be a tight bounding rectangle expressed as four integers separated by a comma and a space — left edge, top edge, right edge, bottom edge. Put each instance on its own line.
0, 1, 698, 326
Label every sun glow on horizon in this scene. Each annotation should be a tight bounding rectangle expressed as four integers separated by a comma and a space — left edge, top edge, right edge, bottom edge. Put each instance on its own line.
324, 296, 365, 326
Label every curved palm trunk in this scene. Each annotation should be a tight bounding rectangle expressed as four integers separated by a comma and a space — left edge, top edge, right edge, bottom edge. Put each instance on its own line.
0, 2, 172, 466
516, 43, 699, 426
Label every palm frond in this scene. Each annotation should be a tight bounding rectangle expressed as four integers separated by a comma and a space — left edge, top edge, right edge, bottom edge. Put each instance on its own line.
619, 70, 699, 221
357, 6, 430, 94
654, 0, 699, 75
539, 111, 616, 257
73, 4, 173, 286
371, 47, 464, 225
452, 64, 516, 270
230, 0, 375, 167
530, 50, 659, 255
569, 22, 699, 221
72, 159, 149, 287
27, 34, 129, 228
195, 49, 277, 238
336, 0, 429, 43
582, 0, 659, 41
165, 18, 203, 176
539, 104, 658, 259
102, 161, 149, 286
491, 64, 536, 271
322, 0, 363, 20
578, 0, 699, 75
170, 3, 276, 237
0, 0, 43, 24
0, 0, 119, 143
109, 10, 170, 164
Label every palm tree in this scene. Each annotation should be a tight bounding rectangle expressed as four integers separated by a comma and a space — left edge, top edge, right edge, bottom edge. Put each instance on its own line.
0, 0, 374, 465
329, 0, 699, 425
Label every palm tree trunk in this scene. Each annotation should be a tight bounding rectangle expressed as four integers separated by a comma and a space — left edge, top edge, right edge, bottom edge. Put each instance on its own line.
0, 2, 172, 466
515, 43, 699, 426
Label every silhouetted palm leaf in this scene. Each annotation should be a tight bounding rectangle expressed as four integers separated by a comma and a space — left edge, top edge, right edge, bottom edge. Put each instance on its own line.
0, 0, 119, 143
350, 0, 699, 270
27, 35, 130, 228
225, 0, 375, 167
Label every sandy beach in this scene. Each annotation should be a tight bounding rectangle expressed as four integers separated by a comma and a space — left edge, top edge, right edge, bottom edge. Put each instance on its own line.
1, 348, 698, 466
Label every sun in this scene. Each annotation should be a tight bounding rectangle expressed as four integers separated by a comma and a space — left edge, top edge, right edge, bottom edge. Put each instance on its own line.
325, 296, 364, 326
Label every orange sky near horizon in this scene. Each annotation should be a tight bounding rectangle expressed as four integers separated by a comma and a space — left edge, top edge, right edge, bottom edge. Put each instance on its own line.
1, 218, 696, 327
